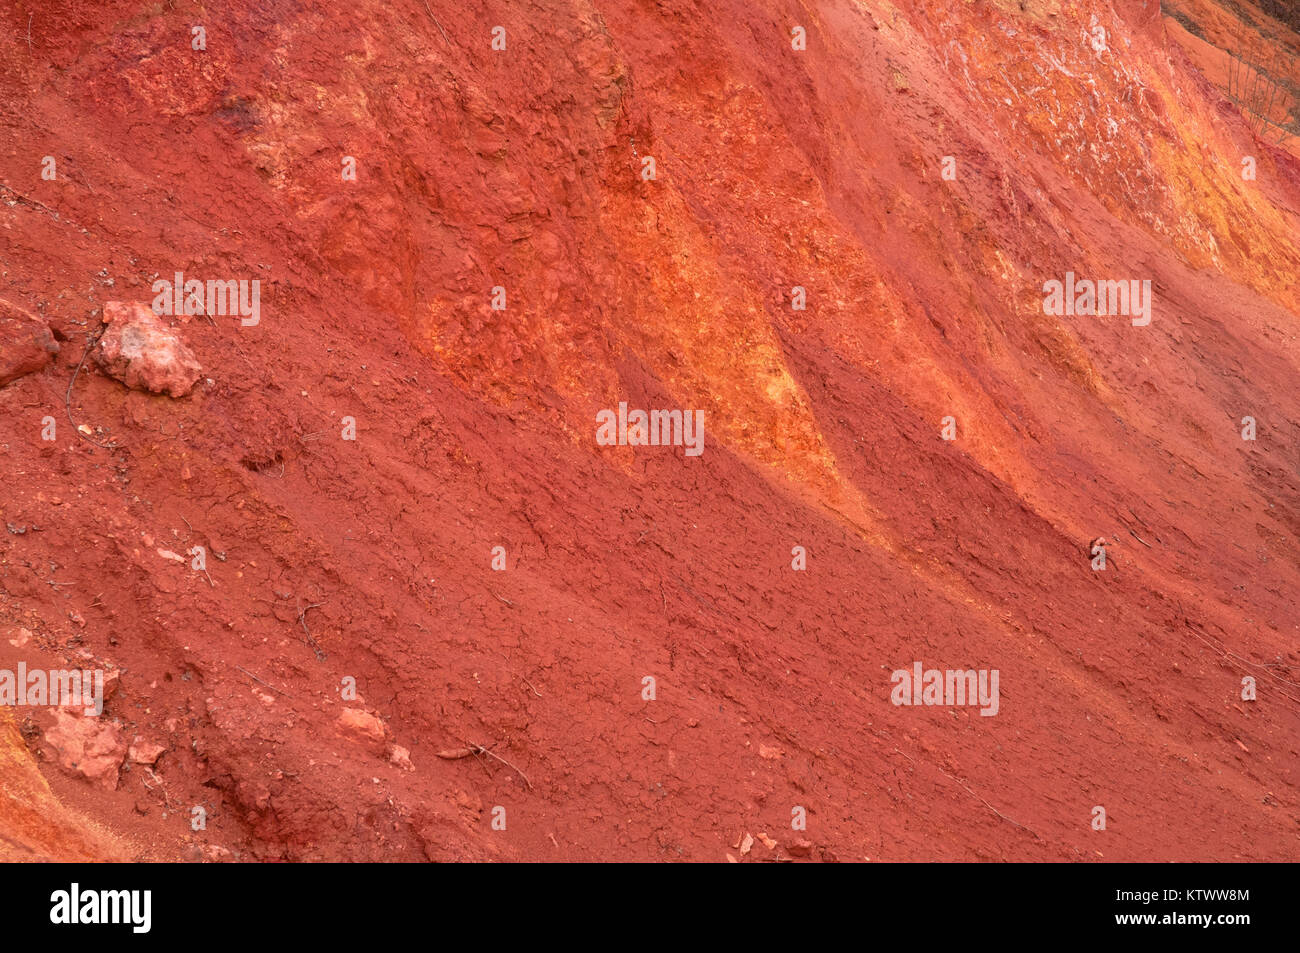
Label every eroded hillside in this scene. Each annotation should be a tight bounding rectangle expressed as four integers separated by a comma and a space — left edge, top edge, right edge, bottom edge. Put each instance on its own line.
1, 0, 1298, 861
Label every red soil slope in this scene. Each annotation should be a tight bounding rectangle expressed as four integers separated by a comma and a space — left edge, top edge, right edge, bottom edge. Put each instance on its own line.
1, 0, 1298, 861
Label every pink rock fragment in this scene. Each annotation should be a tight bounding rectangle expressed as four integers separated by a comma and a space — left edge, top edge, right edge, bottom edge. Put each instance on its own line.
43, 710, 127, 790
94, 300, 202, 397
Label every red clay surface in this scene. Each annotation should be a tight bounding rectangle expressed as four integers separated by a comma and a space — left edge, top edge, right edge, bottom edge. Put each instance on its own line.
0, 0, 1298, 861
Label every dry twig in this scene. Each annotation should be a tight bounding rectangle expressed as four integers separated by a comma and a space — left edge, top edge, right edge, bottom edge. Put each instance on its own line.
437, 742, 533, 790
420, 0, 450, 45
66, 325, 116, 449
236, 666, 288, 696
297, 600, 326, 660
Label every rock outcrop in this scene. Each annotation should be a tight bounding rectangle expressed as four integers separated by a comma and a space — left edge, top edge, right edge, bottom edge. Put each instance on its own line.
0, 300, 58, 386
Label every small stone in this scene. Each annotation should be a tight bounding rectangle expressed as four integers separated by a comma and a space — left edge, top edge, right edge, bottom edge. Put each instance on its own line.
787, 838, 814, 857
337, 707, 389, 748
128, 738, 167, 765
388, 744, 415, 771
